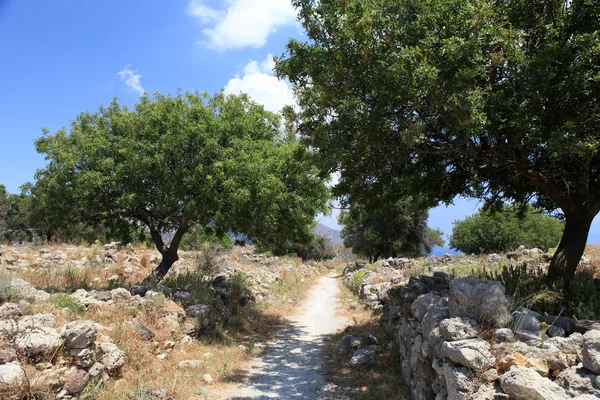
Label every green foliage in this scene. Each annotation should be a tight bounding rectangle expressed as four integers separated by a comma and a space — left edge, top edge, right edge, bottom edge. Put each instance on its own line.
162, 270, 214, 306
227, 271, 251, 315
483, 263, 600, 320
0, 270, 18, 302
35, 91, 329, 280
196, 243, 226, 275
450, 205, 564, 254
0, 184, 34, 243
180, 225, 233, 251
350, 264, 378, 292
270, 234, 336, 261
60, 265, 90, 292
339, 197, 444, 260
50, 293, 86, 317
276, 0, 600, 282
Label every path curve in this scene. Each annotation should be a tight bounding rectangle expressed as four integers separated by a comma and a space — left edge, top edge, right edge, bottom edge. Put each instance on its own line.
217, 274, 347, 399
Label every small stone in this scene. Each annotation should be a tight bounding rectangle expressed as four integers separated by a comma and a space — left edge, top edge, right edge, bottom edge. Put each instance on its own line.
337, 335, 360, 353
202, 373, 213, 384
349, 348, 376, 368
494, 328, 514, 343
69, 348, 94, 368
178, 359, 202, 369
157, 353, 168, 360
439, 317, 480, 341
163, 340, 176, 349
62, 320, 98, 349
99, 342, 126, 371
0, 361, 24, 390
130, 286, 149, 297
135, 321, 155, 340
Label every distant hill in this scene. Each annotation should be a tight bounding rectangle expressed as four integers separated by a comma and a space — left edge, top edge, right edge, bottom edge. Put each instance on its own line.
314, 223, 343, 244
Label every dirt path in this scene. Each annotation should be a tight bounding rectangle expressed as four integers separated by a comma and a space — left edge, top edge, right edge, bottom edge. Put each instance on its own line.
215, 273, 348, 399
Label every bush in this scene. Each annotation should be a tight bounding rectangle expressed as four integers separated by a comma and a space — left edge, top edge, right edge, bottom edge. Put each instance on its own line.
51, 293, 86, 317
162, 269, 214, 305
180, 225, 233, 251
0, 270, 17, 302
450, 205, 564, 254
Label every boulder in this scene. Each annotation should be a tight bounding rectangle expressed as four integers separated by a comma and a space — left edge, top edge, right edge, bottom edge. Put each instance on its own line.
555, 364, 600, 397
547, 332, 584, 355
512, 307, 541, 334
62, 367, 90, 394
17, 313, 55, 330
442, 338, 495, 371
0, 361, 24, 392
99, 342, 126, 371
494, 328, 514, 343
582, 330, 600, 374
69, 348, 94, 368
439, 317, 480, 341
0, 348, 17, 364
499, 365, 568, 400
185, 304, 209, 319
0, 303, 21, 320
349, 348, 376, 368
337, 335, 360, 353
421, 295, 449, 338
448, 277, 511, 327
15, 327, 61, 356
442, 362, 476, 399
62, 320, 98, 349
110, 288, 131, 301
411, 292, 437, 321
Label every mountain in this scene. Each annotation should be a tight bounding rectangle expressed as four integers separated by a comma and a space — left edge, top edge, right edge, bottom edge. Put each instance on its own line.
314, 223, 343, 244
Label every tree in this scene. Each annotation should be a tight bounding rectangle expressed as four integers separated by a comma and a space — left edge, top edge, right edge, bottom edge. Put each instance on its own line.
339, 197, 444, 261
450, 205, 564, 254
276, 0, 600, 284
0, 185, 34, 243
35, 92, 329, 283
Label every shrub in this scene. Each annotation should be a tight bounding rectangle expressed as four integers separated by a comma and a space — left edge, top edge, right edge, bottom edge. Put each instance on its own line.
162, 270, 213, 305
180, 225, 233, 251
197, 243, 225, 275
51, 293, 86, 317
0, 269, 17, 302
450, 205, 564, 254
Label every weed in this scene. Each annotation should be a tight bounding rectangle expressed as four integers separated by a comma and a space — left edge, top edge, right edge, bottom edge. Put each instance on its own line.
50, 293, 86, 317
60, 264, 90, 292
163, 269, 213, 305
0, 269, 18, 302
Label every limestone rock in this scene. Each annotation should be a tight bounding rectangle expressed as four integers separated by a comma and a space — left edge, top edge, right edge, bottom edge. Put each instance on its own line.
439, 317, 480, 341
0, 361, 24, 391
448, 277, 511, 327
70, 348, 94, 368
178, 359, 202, 369
499, 365, 569, 400
555, 364, 600, 397
442, 338, 495, 371
337, 335, 360, 353
15, 327, 61, 356
99, 342, 126, 371
349, 348, 376, 368
0, 303, 22, 320
442, 362, 476, 399
494, 328, 514, 343
185, 304, 209, 319
202, 373, 213, 385
62, 367, 90, 394
17, 313, 55, 330
582, 330, 600, 374
63, 320, 98, 349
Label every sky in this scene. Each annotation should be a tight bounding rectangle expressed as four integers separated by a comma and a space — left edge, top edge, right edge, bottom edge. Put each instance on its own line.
0, 0, 598, 246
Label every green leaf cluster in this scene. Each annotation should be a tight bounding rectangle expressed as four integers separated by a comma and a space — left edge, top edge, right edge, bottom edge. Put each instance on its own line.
450, 205, 564, 254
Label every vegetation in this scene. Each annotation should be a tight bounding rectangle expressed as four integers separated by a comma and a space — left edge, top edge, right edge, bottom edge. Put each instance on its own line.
339, 197, 444, 261
450, 205, 564, 254
180, 225, 233, 251
35, 92, 329, 283
276, 0, 600, 285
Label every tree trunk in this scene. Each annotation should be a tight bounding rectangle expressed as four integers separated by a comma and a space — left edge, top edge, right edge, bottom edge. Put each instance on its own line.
547, 213, 594, 286
141, 221, 189, 285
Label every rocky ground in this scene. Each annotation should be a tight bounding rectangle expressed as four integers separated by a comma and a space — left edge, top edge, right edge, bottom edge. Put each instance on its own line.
0, 243, 327, 399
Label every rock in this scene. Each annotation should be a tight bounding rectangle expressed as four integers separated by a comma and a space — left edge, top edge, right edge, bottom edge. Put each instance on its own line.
498, 352, 549, 377
582, 330, 600, 374
185, 304, 209, 319
202, 373, 213, 384
15, 327, 62, 355
547, 325, 566, 338
494, 328, 514, 343
157, 353, 168, 360
442, 362, 476, 399
130, 285, 149, 297
488, 253, 501, 263
0, 348, 17, 364
0, 303, 21, 320
547, 332, 584, 354
421, 295, 449, 338
411, 292, 437, 321
88, 362, 105, 379
135, 321, 155, 340
17, 313, 55, 329
31, 367, 63, 392
110, 288, 131, 301
0, 320, 17, 338
442, 338, 496, 370
99, 342, 126, 371
364, 333, 379, 346
0, 361, 24, 390
439, 317, 480, 341
62, 367, 90, 394
536, 315, 577, 335
471, 383, 510, 400
499, 365, 568, 400
448, 277, 511, 327
92, 290, 112, 302
69, 348, 94, 368
62, 320, 98, 348
513, 307, 541, 334
349, 348, 376, 368
71, 289, 100, 306
178, 359, 202, 369
338, 335, 360, 353
555, 364, 600, 397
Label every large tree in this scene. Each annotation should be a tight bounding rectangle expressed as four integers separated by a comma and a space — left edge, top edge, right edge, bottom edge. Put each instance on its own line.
276, 0, 600, 284
35, 92, 329, 283
339, 196, 443, 261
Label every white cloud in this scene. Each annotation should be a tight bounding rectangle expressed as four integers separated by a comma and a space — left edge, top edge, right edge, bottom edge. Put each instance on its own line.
117, 65, 145, 95
187, 0, 297, 50
224, 54, 295, 114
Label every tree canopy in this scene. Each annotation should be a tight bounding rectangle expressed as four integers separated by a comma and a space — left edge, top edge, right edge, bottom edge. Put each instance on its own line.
339, 197, 444, 261
450, 205, 564, 254
35, 91, 329, 282
276, 0, 600, 284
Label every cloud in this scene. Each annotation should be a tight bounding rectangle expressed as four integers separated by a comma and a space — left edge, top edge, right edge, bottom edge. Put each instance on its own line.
187, 0, 297, 50
224, 54, 295, 113
117, 65, 145, 95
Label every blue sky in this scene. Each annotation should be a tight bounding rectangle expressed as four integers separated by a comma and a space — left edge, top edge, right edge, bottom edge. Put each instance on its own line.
0, 0, 598, 245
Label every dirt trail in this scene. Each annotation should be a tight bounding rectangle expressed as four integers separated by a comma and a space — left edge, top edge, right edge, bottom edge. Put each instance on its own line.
215, 273, 348, 399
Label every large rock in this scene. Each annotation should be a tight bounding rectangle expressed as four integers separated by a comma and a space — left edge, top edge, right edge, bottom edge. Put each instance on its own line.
499, 365, 569, 400
99, 342, 126, 371
337, 335, 360, 353
0, 361, 24, 391
62, 320, 98, 349
62, 367, 90, 394
512, 307, 541, 334
439, 317, 480, 341
448, 277, 511, 327
421, 295, 449, 338
582, 330, 600, 374
15, 327, 62, 356
442, 338, 496, 371
555, 364, 600, 397
17, 313, 55, 330
185, 304, 209, 319
441, 362, 476, 399
349, 348, 376, 368
0, 303, 22, 320
411, 292, 438, 321
547, 332, 584, 354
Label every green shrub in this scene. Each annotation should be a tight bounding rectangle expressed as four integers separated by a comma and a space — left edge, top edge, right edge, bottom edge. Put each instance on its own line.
180, 225, 233, 251
51, 293, 86, 317
450, 205, 563, 254
0, 270, 18, 302
566, 275, 600, 320
162, 270, 213, 305
228, 271, 251, 315
60, 264, 90, 292
351, 264, 378, 293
